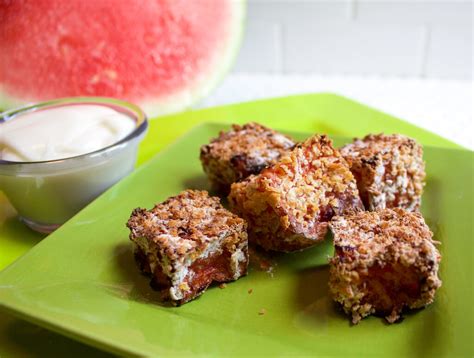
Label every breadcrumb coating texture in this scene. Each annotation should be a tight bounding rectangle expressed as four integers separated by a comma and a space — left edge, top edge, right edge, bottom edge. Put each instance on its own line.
200, 123, 295, 193
329, 208, 441, 324
228, 134, 363, 252
340, 134, 425, 211
127, 190, 248, 304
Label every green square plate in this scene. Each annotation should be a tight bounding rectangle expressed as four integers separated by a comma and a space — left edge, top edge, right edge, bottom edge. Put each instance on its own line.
0, 94, 472, 356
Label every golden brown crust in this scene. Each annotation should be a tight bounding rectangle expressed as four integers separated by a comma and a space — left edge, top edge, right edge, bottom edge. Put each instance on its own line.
127, 190, 248, 304
329, 208, 442, 324
340, 134, 425, 211
200, 123, 295, 193
228, 134, 364, 252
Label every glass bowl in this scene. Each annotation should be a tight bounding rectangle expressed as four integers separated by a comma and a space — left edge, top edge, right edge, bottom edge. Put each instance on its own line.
0, 97, 148, 233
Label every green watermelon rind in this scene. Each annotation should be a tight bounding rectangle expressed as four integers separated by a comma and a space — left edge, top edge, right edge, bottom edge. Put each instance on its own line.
0, 1, 246, 117
140, 0, 247, 117
0, 88, 24, 113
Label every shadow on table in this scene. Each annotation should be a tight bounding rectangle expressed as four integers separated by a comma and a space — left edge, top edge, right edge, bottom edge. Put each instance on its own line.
113, 243, 171, 307
2, 313, 114, 357
182, 175, 209, 192
292, 264, 349, 330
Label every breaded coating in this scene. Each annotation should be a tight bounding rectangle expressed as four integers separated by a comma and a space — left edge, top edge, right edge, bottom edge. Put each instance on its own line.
127, 190, 248, 305
329, 208, 441, 324
340, 134, 425, 211
228, 134, 364, 252
200, 122, 295, 193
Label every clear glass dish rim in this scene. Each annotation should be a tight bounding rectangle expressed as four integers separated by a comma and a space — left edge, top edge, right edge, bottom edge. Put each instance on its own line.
0, 96, 148, 166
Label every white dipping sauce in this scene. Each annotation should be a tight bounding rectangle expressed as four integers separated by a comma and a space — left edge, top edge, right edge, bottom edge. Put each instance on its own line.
0, 101, 146, 230
1, 104, 135, 162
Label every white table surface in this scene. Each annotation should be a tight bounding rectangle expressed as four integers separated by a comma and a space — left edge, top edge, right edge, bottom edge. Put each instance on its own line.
197, 73, 473, 150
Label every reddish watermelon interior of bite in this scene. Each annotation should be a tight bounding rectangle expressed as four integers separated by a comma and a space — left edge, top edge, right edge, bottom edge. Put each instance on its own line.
0, 0, 233, 104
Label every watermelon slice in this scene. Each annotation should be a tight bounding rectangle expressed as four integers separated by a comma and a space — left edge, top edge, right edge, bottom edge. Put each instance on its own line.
0, 0, 245, 116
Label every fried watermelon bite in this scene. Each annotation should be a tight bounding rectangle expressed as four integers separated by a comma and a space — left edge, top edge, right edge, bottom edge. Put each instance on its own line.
200, 122, 295, 193
127, 190, 248, 305
329, 208, 442, 324
340, 134, 425, 211
228, 134, 363, 252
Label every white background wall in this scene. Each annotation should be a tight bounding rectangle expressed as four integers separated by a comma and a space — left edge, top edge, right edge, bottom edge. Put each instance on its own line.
232, 0, 473, 79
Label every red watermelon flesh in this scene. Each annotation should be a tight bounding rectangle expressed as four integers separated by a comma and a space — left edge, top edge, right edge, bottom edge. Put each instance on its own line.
0, 0, 244, 116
